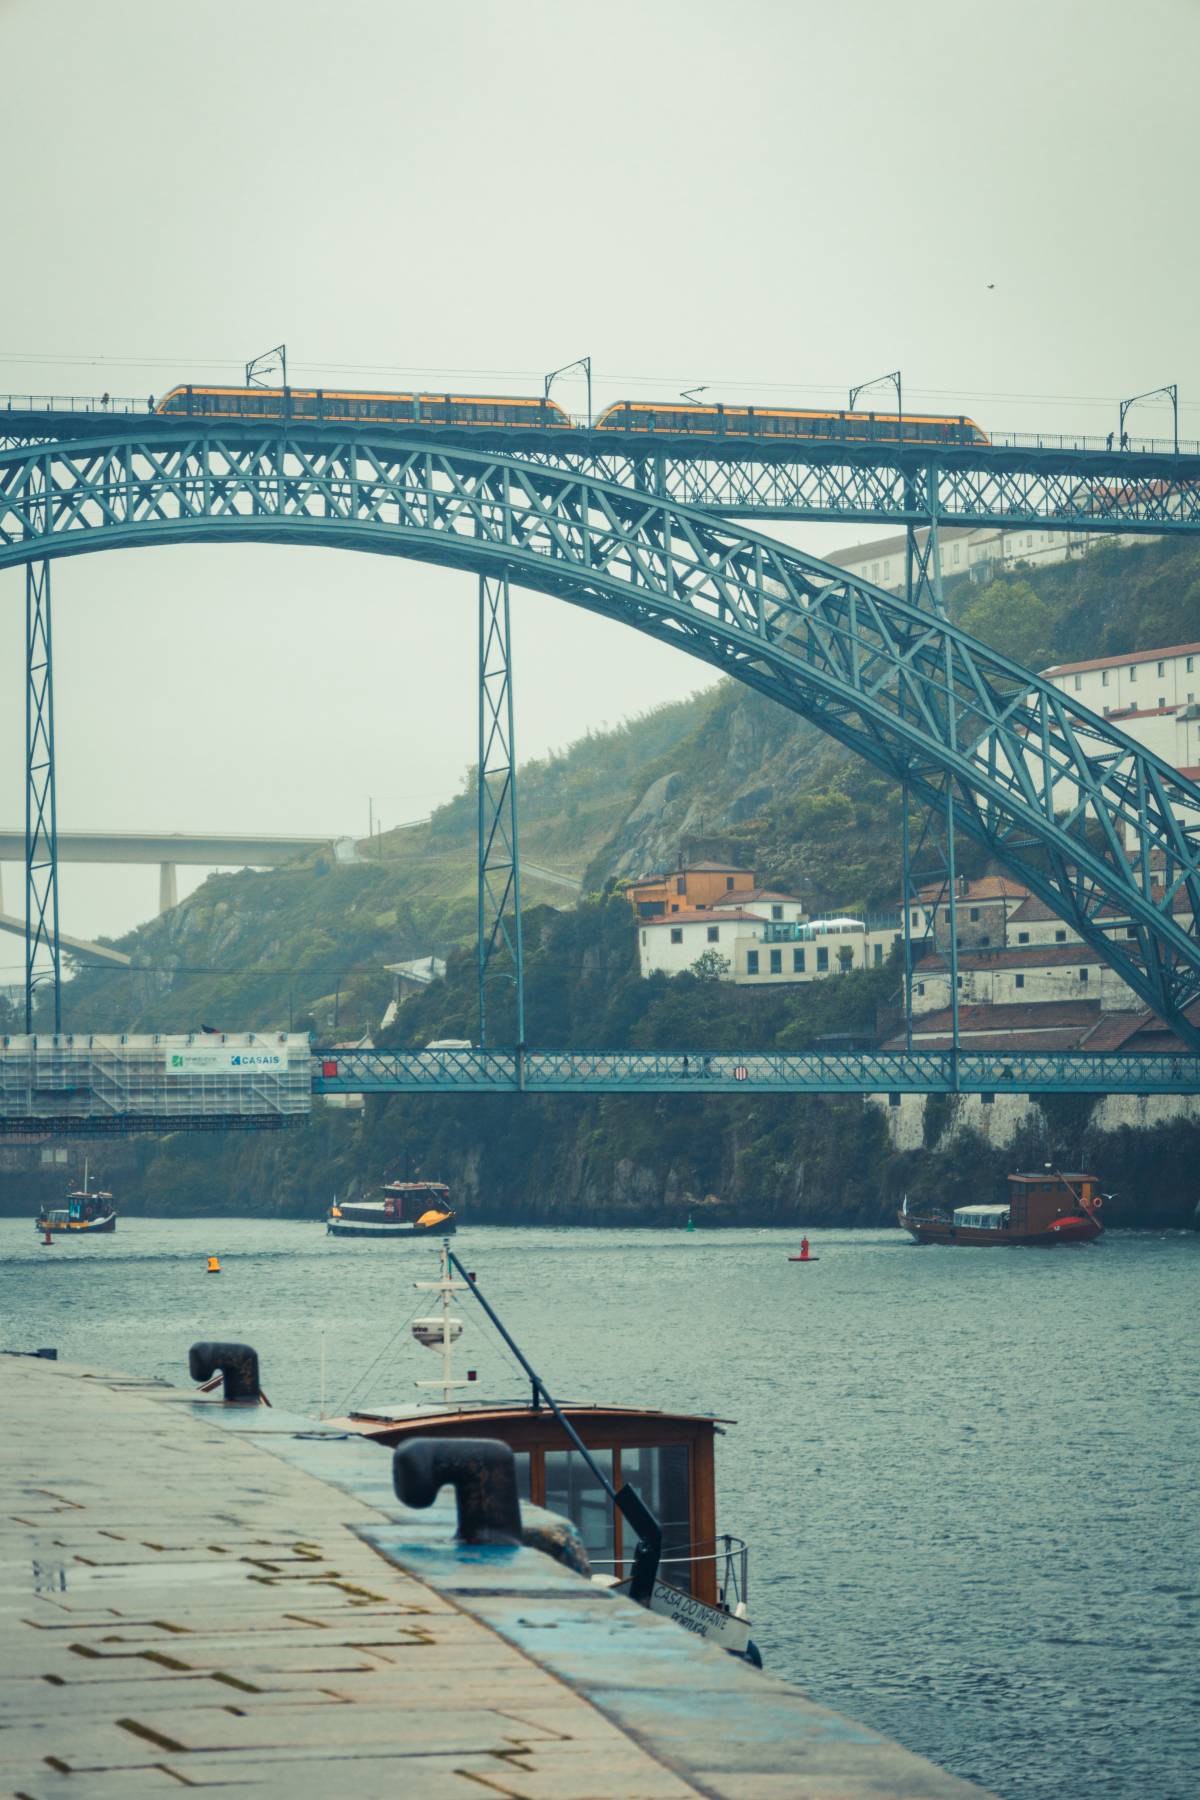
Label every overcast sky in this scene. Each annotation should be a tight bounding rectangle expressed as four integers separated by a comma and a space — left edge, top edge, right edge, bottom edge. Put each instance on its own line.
2, 0, 1198, 945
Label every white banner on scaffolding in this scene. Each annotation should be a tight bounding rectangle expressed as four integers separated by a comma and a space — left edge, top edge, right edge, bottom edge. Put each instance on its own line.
164, 1046, 289, 1075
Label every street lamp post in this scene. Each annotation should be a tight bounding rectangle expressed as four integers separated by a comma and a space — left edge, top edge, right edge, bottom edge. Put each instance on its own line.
1118, 383, 1179, 454
544, 356, 592, 428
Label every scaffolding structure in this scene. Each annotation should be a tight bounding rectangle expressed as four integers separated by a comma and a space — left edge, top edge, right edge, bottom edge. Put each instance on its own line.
0, 1033, 312, 1135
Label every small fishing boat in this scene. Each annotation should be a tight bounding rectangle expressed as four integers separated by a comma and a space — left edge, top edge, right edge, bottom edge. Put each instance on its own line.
899, 1167, 1104, 1247
328, 1246, 758, 1661
36, 1165, 117, 1236
327, 1180, 456, 1239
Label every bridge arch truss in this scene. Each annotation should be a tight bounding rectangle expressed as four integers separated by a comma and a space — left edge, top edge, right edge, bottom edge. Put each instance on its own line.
4, 428, 1200, 1044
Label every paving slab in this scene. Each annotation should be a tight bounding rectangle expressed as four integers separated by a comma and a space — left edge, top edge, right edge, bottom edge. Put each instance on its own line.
1, 1355, 996, 1800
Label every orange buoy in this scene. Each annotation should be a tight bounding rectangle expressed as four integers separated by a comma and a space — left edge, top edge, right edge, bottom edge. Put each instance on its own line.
206, 1255, 221, 1274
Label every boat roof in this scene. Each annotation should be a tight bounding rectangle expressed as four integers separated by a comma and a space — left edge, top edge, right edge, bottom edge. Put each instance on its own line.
953, 1204, 1009, 1217
1008, 1171, 1095, 1185
333, 1399, 735, 1434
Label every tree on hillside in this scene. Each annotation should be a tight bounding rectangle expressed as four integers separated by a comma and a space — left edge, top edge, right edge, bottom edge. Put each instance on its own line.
958, 578, 1055, 670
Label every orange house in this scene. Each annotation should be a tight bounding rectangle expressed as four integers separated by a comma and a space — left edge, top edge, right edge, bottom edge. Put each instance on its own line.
625, 861, 755, 919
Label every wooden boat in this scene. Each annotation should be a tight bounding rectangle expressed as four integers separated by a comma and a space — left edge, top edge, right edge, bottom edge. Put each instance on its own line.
899, 1169, 1104, 1247
327, 1180, 455, 1239
36, 1167, 117, 1235
328, 1247, 757, 1660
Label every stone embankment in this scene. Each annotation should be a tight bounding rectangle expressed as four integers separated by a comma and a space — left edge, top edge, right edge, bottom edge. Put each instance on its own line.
0, 1352, 996, 1798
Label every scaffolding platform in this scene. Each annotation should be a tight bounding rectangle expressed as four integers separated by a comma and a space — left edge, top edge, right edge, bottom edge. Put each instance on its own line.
0, 1032, 312, 1135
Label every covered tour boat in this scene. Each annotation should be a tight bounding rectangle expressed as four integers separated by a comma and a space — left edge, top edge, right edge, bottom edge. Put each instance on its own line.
36, 1168, 117, 1236
899, 1168, 1104, 1247
327, 1180, 455, 1239
329, 1247, 756, 1660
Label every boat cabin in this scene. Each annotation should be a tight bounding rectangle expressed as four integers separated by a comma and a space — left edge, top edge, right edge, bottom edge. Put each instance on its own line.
380, 1181, 451, 1222
1007, 1171, 1098, 1231
952, 1203, 1009, 1231
336, 1401, 730, 1606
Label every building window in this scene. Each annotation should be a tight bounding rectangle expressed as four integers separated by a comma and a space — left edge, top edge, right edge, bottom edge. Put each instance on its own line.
969, 907, 980, 921
771, 904, 783, 920
725, 876, 734, 890
979, 934, 990, 947
641, 930, 646, 945
1189, 656, 1195, 673
1127, 926, 1137, 939
816, 946, 829, 972
1158, 661, 1165, 676
1015, 973, 1025, 988
670, 903, 679, 913
873, 942, 883, 966
1159, 697, 1166, 708
1079, 968, 1089, 983
952, 544, 961, 565
676, 876, 686, 894
706, 926, 719, 943
1074, 674, 1082, 691
943, 908, 952, 923
956, 975, 963, 988
1130, 665, 1137, 681
981, 1092, 995, 1106
670, 927, 683, 945
769, 949, 782, 974
916, 982, 925, 996
1189, 693, 1195, 704
793, 948, 806, 972
888, 1092, 901, 1107
1018, 930, 1029, 943
1055, 929, 1066, 942
1102, 670, 1109, 687
747, 950, 759, 974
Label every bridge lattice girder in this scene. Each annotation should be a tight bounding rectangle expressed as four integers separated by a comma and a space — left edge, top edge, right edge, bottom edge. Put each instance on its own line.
3, 430, 1200, 1043
3, 413, 1200, 529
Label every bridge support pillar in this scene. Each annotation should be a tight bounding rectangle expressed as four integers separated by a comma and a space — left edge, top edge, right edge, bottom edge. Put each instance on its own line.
477, 574, 525, 1050
158, 861, 178, 914
24, 560, 62, 1033
904, 463, 946, 616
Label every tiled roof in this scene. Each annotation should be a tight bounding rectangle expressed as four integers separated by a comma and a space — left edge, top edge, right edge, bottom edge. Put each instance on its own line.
677, 861, 755, 874
915, 876, 1029, 903
885, 1028, 1093, 1053
916, 944, 1105, 971
1042, 641, 1200, 677
908, 1001, 1102, 1033
641, 908, 764, 930
710, 888, 804, 906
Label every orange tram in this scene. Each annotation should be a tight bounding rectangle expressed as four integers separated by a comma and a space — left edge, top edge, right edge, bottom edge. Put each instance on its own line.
156, 385, 989, 446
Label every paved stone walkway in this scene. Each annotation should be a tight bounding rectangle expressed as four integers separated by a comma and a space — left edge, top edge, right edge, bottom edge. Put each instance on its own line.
0, 1357, 994, 1799
0, 1358, 698, 1798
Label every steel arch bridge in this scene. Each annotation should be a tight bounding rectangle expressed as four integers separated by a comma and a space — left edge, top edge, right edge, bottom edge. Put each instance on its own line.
4, 427, 1200, 1048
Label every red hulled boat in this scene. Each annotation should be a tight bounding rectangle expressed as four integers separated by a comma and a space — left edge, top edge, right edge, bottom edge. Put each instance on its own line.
899, 1169, 1104, 1247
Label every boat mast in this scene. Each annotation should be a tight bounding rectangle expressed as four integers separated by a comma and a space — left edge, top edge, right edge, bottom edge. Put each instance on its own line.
413, 1240, 470, 1408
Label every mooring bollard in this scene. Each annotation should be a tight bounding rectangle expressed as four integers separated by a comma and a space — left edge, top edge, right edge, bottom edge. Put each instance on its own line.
393, 1437, 523, 1545
188, 1341, 261, 1403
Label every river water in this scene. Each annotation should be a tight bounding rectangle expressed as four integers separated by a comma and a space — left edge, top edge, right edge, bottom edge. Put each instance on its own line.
1, 1218, 1196, 1800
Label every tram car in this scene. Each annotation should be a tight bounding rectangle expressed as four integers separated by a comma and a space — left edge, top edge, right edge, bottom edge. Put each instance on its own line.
155, 386, 989, 446
593, 400, 990, 445
155, 387, 573, 427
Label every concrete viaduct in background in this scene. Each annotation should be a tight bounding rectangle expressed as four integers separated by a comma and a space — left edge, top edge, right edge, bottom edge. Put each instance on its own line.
0, 829, 348, 917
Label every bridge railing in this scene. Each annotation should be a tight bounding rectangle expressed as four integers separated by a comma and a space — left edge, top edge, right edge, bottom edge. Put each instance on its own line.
1, 394, 155, 416
1, 396, 1198, 459
311, 1046, 1200, 1096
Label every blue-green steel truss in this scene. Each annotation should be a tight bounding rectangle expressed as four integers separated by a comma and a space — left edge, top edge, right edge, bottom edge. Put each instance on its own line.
24, 560, 61, 1032
2, 404, 1200, 531
478, 573, 525, 1047
312, 1045, 1200, 1097
4, 430, 1200, 1045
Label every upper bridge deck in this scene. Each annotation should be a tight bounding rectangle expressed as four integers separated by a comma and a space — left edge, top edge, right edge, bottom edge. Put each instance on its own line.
4, 392, 1199, 530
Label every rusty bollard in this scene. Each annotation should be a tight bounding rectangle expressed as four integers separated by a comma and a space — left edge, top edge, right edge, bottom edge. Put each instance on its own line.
393, 1438, 523, 1545
188, 1341, 261, 1403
